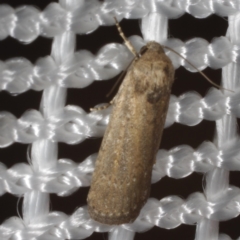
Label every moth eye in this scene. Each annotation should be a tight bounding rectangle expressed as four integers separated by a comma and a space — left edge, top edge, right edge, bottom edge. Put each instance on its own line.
139, 46, 148, 55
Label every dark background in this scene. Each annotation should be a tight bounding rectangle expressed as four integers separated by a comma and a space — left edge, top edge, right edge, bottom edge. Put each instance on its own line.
0, 0, 239, 239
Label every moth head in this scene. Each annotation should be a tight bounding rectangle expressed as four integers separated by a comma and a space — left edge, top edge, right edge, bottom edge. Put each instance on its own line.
140, 41, 164, 55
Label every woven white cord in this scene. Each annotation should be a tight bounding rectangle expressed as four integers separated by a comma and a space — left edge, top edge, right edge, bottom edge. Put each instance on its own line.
0, 36, 235, 94
0, 1, 240, 42
2, 88, 240, 147
1, 1, 240, 240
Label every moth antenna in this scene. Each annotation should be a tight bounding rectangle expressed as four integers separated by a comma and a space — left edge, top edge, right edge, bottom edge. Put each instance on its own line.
114, 17, 139, 58
162, 45, 234, 93
106, 57, 137, 99
106, 70, 126, 98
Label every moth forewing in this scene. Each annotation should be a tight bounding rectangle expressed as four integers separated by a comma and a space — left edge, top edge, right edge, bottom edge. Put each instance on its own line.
87, 42, 175, 225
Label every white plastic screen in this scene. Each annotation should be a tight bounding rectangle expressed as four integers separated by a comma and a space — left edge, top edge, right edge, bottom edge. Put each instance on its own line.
0, 1, 240, 240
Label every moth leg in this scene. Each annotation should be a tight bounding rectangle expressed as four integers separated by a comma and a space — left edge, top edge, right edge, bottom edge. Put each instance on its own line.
90, 100, 114, 112
114, 17, 139, 58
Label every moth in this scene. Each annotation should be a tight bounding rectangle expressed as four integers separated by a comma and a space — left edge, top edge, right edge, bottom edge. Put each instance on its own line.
87, 19, 175, 225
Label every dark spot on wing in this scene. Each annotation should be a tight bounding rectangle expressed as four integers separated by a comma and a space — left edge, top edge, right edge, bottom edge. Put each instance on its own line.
163, 65, 170, 76
147, 86, 162, 104
135, 80, 149, 93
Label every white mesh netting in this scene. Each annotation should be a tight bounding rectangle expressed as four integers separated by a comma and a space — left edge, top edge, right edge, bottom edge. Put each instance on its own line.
0, 0, 240, 240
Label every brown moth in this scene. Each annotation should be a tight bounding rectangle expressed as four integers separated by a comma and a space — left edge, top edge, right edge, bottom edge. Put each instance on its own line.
87, 17, 175, 224
87, 39, 175, 225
